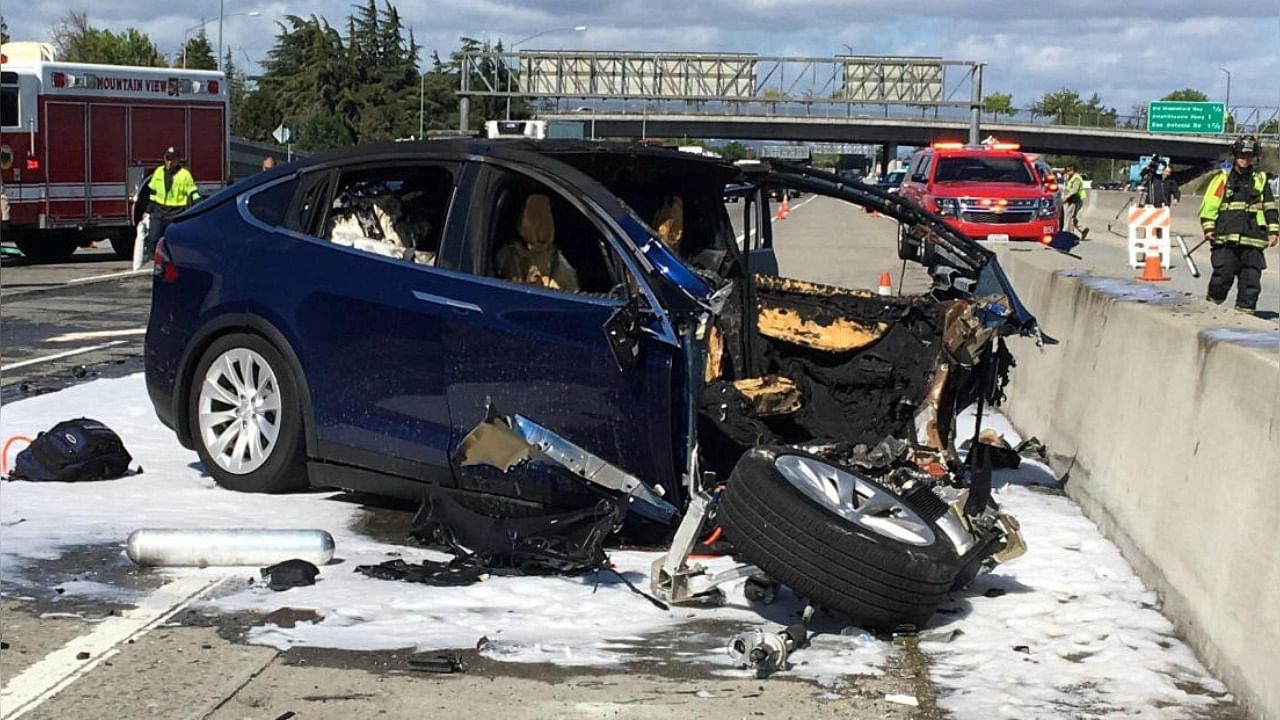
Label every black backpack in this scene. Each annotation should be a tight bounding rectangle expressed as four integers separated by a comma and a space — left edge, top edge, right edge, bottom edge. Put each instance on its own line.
9, 418, 133, 482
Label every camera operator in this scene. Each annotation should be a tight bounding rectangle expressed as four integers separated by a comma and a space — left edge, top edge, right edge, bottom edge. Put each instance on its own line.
1146, 165, 1180, 208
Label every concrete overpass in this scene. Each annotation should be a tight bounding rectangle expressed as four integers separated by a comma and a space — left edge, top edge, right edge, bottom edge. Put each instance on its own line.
542, 112, 1269, 165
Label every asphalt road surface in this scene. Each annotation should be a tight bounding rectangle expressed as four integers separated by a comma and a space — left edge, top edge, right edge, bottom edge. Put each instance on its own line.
1, 247, 150, 405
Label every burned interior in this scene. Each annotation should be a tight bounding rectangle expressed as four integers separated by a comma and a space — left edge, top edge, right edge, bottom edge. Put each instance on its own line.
433, 146, 1031, 630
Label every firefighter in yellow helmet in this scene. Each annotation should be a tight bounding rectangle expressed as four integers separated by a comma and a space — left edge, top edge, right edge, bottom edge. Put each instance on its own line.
1199, 135, 1280, 314
138, 147, 201, 259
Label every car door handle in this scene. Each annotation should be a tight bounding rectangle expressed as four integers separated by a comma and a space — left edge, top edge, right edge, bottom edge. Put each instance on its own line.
412, 290, 482, 315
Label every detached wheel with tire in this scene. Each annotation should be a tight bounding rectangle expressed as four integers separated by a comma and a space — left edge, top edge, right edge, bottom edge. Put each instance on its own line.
718, 448, 960, 630
188, 333, 308, 493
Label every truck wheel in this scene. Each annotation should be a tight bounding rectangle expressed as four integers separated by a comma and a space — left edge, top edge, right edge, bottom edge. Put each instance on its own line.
109, 230, 136, 260
188, 333, 308, 493
718, 448, 960, 630
15, 234, 79, 263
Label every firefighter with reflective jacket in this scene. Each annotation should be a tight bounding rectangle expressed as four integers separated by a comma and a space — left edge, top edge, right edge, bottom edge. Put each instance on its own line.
1199, 135, 1280, 314
139, 146, 201, 259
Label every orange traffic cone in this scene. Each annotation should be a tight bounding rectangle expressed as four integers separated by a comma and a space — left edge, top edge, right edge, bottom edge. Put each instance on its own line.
780, 196, 791, 219
878, 271, 893, 296
1137, 246, 1170, 282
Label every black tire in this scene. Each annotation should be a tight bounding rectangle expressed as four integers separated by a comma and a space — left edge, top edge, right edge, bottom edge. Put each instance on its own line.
108, 229, 135, 260
718, 448, 959, 630
187, 333, 308, 493
15, 234, 79, 263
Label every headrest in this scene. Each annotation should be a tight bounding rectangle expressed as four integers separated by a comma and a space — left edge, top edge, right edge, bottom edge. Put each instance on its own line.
519, 194, 555, 249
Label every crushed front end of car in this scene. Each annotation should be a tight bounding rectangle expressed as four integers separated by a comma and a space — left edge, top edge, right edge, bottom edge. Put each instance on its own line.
443, 147, 1035, 630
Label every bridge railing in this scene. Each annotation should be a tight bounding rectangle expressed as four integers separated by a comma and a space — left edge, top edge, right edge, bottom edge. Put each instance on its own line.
543, 100, 1279, 139
458, 51, 1278, 140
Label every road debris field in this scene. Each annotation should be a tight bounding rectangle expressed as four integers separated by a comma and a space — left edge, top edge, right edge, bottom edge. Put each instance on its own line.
0, 374, 1243, 719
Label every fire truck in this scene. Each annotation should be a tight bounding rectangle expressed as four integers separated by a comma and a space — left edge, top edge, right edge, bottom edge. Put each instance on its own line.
0, 42, 228, 262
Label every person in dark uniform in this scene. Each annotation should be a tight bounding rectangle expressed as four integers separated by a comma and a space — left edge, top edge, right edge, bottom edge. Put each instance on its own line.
1198, 135, 1280, 314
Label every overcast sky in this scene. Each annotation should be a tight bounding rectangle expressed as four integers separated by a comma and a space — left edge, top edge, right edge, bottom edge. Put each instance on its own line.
4, 1, 1278, 113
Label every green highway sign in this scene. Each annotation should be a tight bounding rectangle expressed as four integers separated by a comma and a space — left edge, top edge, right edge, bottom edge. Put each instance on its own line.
1147, 101, 1225, 134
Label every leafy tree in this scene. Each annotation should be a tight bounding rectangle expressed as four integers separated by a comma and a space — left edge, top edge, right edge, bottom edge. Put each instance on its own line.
1, 16, 10, 44
180, 28, 217, 70
298, 114, 351, 150
236, 87, 279, 142
718, 141, 752, 162
982, 92, 1014, 120
1031, 88, 1116, 127
1033, 88, 1118, 178
51, 12, 166, 67
1162, 88, 1209, 102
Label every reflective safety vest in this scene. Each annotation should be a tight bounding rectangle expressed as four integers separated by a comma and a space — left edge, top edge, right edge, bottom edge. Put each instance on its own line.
1199, 169, 1280, 249
147, 166, 200, 209
1064, 173, 1086, 201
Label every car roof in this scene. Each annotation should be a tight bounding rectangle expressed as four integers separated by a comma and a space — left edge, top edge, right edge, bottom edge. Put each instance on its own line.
304, 138, 738, 174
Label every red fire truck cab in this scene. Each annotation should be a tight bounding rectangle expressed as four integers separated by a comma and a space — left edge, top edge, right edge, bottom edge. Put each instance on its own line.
1, 42, 228, 262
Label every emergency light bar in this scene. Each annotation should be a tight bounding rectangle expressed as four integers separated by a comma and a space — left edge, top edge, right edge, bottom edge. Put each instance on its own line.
931, 142, 965, 149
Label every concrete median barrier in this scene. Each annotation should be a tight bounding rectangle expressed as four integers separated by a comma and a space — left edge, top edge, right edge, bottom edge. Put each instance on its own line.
995, 246, 1280, 720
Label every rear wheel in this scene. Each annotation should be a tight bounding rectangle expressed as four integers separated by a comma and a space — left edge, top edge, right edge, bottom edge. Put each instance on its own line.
15, 233, 80, 263
188, 333, 308, 493
719, 449, 960, 630
108, 229, 136, 260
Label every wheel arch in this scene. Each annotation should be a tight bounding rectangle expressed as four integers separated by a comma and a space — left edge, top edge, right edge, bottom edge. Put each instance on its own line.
173, 314, 318, 458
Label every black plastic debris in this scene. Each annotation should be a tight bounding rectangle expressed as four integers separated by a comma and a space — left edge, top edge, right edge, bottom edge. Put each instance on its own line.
410, 485, 623, 576
408, 652, 466, 673
260, 559, 320, 591
355, 557, 491, 587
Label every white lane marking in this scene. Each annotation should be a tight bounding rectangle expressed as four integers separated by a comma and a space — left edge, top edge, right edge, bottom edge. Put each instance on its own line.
44, 328, 147, 344
0, 341, 128, 371
66, 269, 150, 284
789, 194, 819, 212
0, 575, 224, 719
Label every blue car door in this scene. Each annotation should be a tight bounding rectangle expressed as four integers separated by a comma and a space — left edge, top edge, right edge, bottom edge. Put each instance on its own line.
248, 162, 463, 483
435, 162, 682, 508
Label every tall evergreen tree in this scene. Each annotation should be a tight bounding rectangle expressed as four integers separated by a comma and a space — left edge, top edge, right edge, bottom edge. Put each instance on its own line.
179, 28, 217, 70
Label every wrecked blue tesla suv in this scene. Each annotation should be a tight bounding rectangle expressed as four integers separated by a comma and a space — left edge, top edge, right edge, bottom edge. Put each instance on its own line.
145, 140, 1035, 628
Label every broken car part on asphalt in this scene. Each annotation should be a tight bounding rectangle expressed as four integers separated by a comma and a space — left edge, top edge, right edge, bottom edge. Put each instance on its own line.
125, 528, 335, 567
261, 559, 321, 591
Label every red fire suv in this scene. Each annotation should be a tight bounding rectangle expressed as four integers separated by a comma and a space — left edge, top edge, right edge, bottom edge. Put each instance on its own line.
898, 141, 1059, 244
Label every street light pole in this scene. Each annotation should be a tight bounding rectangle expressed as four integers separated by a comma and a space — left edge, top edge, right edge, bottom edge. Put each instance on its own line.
504, 25, 587, 120
183, 9, 259, 70
218, 0, 225, 71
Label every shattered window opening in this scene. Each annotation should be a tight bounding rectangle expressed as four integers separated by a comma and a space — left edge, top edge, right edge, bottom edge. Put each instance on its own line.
321, 164, 456, 267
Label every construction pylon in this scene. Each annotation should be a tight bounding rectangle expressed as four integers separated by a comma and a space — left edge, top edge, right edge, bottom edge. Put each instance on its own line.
1137, 246, 1171, 282
877, 271, 893, 296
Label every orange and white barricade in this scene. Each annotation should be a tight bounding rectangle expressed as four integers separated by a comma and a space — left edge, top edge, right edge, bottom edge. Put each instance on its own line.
1127, 205, 1173, 270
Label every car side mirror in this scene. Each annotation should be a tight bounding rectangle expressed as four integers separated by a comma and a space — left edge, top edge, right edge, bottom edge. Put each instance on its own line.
603, 296, 643, 371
